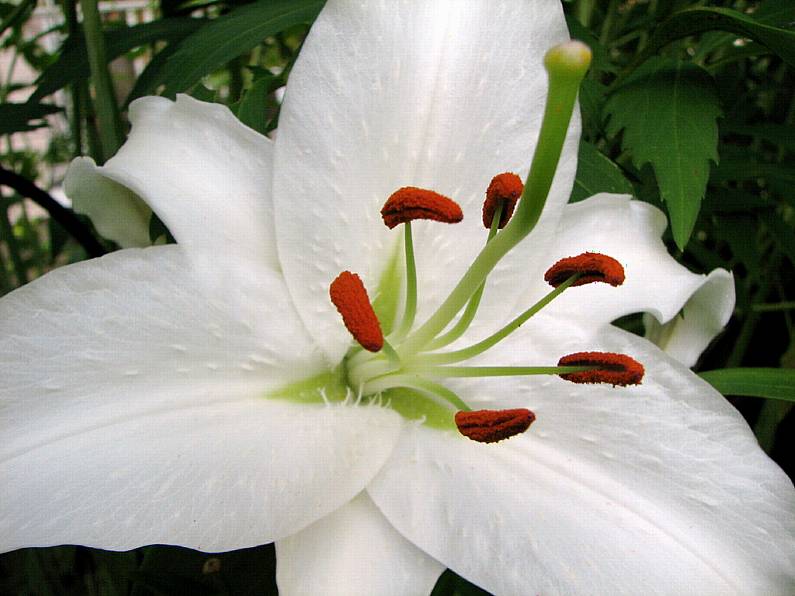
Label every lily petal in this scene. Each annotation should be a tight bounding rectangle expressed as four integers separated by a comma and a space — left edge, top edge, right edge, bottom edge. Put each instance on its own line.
65, 95, 279, 272
65, 157, 151, 248
0, 246, 402, 551
273, 0, 578, 361
276, 492, 443, 596
642, 268, 734, 367
370, 323, 795, 594
536, 193, 734, 355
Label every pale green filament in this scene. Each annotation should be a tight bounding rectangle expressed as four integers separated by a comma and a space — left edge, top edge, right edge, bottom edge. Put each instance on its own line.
347, 273, 580, 388
415, 273, 581, 366
381, 339, 402, 365
405, 365, 595, 378
394, 222, 417, 339
361, 374, 470, 411
426, 201, 504, 351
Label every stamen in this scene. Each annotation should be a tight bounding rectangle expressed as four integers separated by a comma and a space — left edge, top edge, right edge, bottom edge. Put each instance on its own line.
381, 187, 463, 229
482, 173, 523, 229
557, 352, 644, 386
455, 408, 535, 443
329, 271, 384, 352
544, 252, 625, 288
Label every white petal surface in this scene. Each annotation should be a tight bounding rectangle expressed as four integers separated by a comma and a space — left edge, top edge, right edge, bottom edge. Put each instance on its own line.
276, 493, 443, 596
65, 157, 151, 248
370, 323, 795, 594
534, 194, 735, 345
0, 246, 402, 551
273, 0, 578, 361
66, 95, 279, 272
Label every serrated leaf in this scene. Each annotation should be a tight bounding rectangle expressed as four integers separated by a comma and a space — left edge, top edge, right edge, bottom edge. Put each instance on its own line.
0, 102, 60, 135
31, 18, 204, 101
570, 141, 633, 202
159, 0, 323, 96
638, 7, 795, 69
605, 57, 722, 249
700, 368, 795, 402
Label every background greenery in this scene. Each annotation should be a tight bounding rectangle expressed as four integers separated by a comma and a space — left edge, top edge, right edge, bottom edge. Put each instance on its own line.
0, 0, 793, 593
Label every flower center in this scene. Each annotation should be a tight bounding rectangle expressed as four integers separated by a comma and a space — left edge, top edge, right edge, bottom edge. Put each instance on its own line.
273, 42, 644, 444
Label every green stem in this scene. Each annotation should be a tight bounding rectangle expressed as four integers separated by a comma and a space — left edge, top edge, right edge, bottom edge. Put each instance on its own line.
408, 365, 595, 378
426, 202, 503, 350
416, 274, 580, 366
79, 0, 122, 159
398, 45, 589, 357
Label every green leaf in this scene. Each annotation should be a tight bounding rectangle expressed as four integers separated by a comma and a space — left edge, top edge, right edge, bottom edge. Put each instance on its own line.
700, 368, 795, 402
236, 73, 280, 135
605, 57, 722, 249
159, 0, 323, 96
31, 18, 204, 101
124, 41, 182, 105
569, 141, 633, 202
0, 102, 61, 135
638, 7, 795, 70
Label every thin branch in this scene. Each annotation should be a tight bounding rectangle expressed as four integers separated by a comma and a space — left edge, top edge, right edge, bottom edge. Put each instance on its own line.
0, 164, 106, 258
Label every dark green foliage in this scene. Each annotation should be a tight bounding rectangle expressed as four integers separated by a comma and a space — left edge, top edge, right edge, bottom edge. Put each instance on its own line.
0, 102, 61, 134
605, 57, 722, 249
156, 0, 323, 96
570, 141, 634, 202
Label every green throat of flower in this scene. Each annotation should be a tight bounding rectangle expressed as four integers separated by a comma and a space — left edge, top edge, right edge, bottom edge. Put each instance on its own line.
272, 41, 645, 444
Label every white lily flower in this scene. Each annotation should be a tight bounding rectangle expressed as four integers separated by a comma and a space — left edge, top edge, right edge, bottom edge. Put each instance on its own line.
2, 1, 794, 595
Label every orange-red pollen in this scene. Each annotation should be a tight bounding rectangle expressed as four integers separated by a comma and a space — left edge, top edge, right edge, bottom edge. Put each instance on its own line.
558, 352, 644, 386
329, 271, 384, 352
381, 187, 463, 229
482, 172, 523, 229
544, 252, 625, 287
455, 408, 536, 443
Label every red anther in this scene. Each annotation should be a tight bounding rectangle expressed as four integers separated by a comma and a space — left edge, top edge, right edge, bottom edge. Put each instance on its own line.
329, 271, 384, 352
381, 187, 463, 229
483, 173, 523, 229
455, 408, 536, 444
558, 352, 644, 386
544, 252, 625, 288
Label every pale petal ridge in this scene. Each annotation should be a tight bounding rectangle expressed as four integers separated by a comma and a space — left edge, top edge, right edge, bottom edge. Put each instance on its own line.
276, 492, 443, 596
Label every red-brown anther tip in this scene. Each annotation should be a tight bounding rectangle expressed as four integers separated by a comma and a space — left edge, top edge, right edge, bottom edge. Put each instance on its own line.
544, 252, 625, 288
455, 408, 536, 444
381, 187, 463, 229
558, 352, 644, 386
483, 173, 523, 229
329, 271, 383, 352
